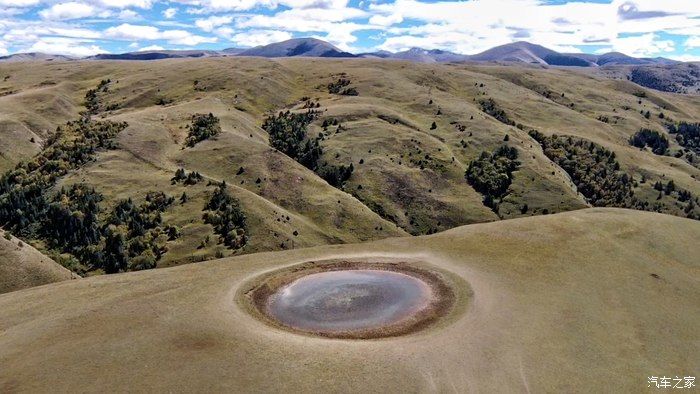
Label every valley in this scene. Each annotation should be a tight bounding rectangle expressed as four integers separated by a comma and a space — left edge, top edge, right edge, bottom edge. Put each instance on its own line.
0, 56, 699, 278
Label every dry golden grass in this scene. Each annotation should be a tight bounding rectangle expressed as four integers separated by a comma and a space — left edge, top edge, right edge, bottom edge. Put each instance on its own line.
0, 208, 697, 392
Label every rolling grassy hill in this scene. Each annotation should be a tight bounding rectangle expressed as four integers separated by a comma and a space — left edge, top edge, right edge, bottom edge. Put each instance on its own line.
0, 57, 698, 274
0, 229, 75, 294
0, 208, 697, 391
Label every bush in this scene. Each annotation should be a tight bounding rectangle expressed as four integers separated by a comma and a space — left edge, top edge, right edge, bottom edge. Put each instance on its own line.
185, 113, 221, 147
203, 182, 247, 250
262, 109, 321, 170
465, 145, 519, 212
318, 163, 353, 187
85, 79, 111, 115
629, 129, 669, 155
479, 98, 515, 126
328, 78, 351, 94
128, 249, 157, 271
171, 168, 203, 185
668, 122, 700, 155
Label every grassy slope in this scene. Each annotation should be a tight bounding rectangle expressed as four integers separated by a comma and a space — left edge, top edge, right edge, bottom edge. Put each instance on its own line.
0, 58, 698, 267
0, 229, 75, 294
0, 208, 697, 392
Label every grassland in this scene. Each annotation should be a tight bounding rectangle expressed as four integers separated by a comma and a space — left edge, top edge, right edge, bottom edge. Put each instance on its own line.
0, 208, 697, 392
0, 57, 698, 273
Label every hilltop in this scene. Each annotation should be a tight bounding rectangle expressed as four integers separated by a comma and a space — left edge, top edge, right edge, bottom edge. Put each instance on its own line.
4, 39, 696, 94
236, 37, 356, 58
3, 38, 676, 66
0, 208, 697, 391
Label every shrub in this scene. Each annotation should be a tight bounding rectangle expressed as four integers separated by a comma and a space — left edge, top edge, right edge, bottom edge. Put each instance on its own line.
262, 109, 321, 170
465, 145, 519, 212
668, 122, 700, 155
479, 98, 515, 126
185, 113, 221, 147
629, 129, 669, 155
328, 78, 351, 94
318, 163, 353, 187
203, 182, 247, 250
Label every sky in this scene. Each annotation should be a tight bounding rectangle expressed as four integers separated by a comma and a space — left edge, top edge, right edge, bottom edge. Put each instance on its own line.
0, 0, 699, 59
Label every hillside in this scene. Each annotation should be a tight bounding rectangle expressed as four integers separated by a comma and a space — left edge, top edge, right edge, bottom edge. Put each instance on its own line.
0, 57, 698, 276
0, 208, 697, 391
0, 229, 75, 294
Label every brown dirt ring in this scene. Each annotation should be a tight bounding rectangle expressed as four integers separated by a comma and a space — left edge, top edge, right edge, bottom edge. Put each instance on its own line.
238, 260, 468, 339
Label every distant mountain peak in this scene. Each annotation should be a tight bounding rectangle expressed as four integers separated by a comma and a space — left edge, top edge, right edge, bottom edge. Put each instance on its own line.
237, 37, 356, 58
0, 38, 687, 68
0, 52, 74, 62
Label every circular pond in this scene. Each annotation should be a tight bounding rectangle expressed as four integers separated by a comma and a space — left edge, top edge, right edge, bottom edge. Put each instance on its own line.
243, 262, 457, 339
267, 270, 432, 333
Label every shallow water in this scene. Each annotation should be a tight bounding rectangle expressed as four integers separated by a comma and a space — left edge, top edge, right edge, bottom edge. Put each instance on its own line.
266, 269, 432, 333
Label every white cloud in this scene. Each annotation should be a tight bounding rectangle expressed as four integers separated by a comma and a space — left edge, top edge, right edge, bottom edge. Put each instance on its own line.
368, 13, 402, 27
137, 44, 164, 51
118, 9, 139, 19
163, 7, 177, 18
232, 29, 291, 47
0, 0, 39, 6
233, 5, 367, 49
104, 23, 160, 39
98, 0, 152, 8
161, 29, 217, 45
172, 0, 350, 12
27, 36, 106, 56
608, 33, 674, 57
0, 0, 698, 59
668, 54, 700, 62
39, 2, 96, 20
104, 23, 217, 45
365, 0, 700, 56
685, 36, 700, 48
214, 26, 234, 38
195, 15, 232, 32
172, 0, 275, 12
2, 25, 102, 45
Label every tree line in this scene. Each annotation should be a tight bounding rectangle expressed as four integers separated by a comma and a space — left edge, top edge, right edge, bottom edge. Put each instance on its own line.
530, 130, 699, 219
629, 129, 669, 155
479, 98, 515, 126
0, 117, 127, 236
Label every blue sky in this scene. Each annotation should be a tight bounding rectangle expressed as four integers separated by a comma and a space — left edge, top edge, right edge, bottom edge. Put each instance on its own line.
1, 0, 699, 59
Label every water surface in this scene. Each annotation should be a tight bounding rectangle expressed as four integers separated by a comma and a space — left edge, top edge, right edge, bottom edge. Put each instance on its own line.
267, 269, 432, 333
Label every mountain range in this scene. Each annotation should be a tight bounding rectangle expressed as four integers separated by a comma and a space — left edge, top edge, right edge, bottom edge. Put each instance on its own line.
0, 38, 681, 67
